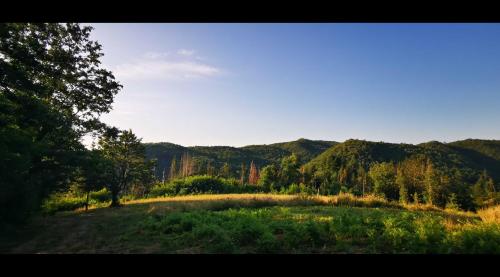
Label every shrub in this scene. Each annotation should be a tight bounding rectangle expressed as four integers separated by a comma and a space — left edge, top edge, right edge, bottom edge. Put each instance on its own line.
90, 188, 111, 202
41, 193, 87, 215
286, 183, 301, 194
446, 223, 500, 253
119, 194, 137, 202
256, 231, 281, 253
41, 188, 113, 214
148, 175, 265, 197
445, 193, 460, 211
413, 215, 446, 253
379, 213, 418, 252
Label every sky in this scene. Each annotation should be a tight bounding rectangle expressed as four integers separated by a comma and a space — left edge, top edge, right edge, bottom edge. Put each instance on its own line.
87, 23, 500, 147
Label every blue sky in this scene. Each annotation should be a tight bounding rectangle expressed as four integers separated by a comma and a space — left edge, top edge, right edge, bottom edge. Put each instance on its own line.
88, 23, 500, 147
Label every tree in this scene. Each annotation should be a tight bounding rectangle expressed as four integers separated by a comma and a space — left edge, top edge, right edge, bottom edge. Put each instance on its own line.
248, 161, 260, 185
472, 170, 498, 208
78, 150, 114, 211
169, 157, 178, 181
279, 154, 300, 187
424, 161, 439, 206
299, 166, 305, 184
162, 167, 167, 184
396, 165, 409, 204
180, 152, 195, 178
206, 160, 215, 176
0, 23, 121, 222
445, 193, 459, 211
258, 164, 279, 191
239, 163, 246, 185
219, 163, 230, 179
413, 192, 420, 205
368, 162, 398, 200
338, 166, 349, 185
98, 129, 146, 207
397, 155, 427, 200
356, 165, 368, 196
128, 158, 157, 197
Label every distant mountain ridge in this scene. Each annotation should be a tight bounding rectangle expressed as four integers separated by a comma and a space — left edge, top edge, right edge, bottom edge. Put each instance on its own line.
144, 138, 337, 178
144, 138, 500, 182
303, 138, 500, 183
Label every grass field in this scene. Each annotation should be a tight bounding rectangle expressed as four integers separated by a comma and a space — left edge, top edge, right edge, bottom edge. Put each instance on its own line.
1, 194, 499, 254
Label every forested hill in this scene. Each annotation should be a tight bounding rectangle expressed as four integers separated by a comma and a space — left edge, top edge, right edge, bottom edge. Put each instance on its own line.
144, 139, 337, 178
303, 139, 500, 184
144, 138, 500, 185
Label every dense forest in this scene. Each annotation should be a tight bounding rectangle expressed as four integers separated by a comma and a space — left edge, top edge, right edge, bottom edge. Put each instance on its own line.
145, 138, 500, 211
144, 139, 336, 179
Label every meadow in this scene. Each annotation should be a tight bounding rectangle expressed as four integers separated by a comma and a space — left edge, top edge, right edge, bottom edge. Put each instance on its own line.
3, 23, 500, 255
2, 194, 498, 254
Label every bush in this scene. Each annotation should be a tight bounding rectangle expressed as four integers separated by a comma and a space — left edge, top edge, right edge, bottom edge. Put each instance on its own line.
41, 188, 113, 214
446, 223, 500, 253
286, 183, 301, 194
41, 193, 87, 215
148, 175, 264, 197
90, 188, 111, 202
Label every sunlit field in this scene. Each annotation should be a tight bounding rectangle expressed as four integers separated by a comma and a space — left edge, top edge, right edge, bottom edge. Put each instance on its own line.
1, 194, 498, 254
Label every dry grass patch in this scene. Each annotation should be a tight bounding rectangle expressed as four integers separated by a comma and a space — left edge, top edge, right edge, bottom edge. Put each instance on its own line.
477, 205, 500, 224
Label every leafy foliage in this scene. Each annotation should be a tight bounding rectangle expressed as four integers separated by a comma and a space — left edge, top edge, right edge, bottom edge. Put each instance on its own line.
136, 205, 498, 254
149, 175, 261, 197
98, 129, 154, 206
303, 139, 500, 211
41, 188, 112, 215
0, 23, 121, 222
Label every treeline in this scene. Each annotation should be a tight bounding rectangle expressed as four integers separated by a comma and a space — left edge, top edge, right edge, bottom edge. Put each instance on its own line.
0, 23, 155, 223
302, 141, 500, 211
145, 138, 500, 211
152, 150, 499, 211
160, 152, 261, 186
306, 157, 498, 211
152, 153, 305, 194
144, 139, 336, 179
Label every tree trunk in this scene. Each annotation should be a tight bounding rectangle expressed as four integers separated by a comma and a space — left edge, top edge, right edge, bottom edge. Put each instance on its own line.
85, 191, 90, 211
362, 178, 365, 197
110, 185, 120, 207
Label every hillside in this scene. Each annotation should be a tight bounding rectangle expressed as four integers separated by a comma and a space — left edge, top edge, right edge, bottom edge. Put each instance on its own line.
144, 139, 337, 179
447, 139, 500, 180
144, 138, 500, 184
298, 139, 498, 209
304, 139, 499, 182
266, 138, 337, 162
304, 139, 418, 169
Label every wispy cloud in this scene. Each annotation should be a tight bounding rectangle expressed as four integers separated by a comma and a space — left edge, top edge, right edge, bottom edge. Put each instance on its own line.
143, 52, 171, 59
113, 49, 222, 81
114, 61, 220, 80
177, 49, 195, 56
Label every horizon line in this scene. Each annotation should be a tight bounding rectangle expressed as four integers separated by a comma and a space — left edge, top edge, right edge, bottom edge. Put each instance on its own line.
139, 137, 499, 148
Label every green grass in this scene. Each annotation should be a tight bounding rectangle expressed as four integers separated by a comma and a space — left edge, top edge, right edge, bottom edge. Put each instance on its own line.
133, 206, 497, 254
1, 194, 498, 254
40, 188, 113, 215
